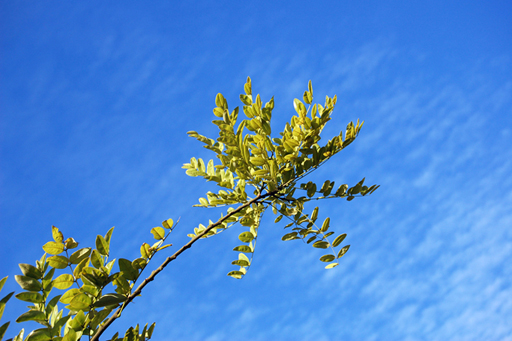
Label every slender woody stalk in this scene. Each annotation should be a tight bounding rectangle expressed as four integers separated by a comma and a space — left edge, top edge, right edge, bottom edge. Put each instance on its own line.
91, 188, 280, 341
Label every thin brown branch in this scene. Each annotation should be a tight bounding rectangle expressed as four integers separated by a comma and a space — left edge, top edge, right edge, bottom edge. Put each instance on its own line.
91, 189, 278, 341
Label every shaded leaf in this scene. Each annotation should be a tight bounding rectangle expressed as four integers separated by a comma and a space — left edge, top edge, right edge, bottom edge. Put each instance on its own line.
93, 293, 126, 308
0, 322, 9, 340
281, 232, 299, 241
16, 310, 46, 323
18, 264, 42, 279
25, 328, 51, 341
232, 245, 252, 253
15, 292, 44, 303
238, 232, 255, 243
14, 275, 41, 292
95, 235, 109, 256
319, 254, 336, 262
227, 271, 244, 279
312, 241, 329, 249
337, 245, 351, 258
119, 259, 138, 281
69, 248, 92, 265
332, 233, 347, 247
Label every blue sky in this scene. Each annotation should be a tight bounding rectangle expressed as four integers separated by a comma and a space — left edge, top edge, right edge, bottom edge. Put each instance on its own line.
1, 1, 511, 340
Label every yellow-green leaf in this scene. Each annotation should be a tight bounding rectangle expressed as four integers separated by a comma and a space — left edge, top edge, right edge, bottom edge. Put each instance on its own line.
140, 243, 151, 259
60, 288, 81, 304
238, 232, 255, 243
162, 218, 174, 230
337, 245, 351, 258
321, 217, 330, 232
312, 241, 329, 249
325, 263, 339, 269
150, 227, 165, 240
16, 310, 46, 323
69, 248, 91, 264
52, 226, 63, 243
62, 329, 77, 341
15, 292, 44, 303
319, 254, 336, 262
227, 271, 244, 279
95, 235, 109, 256
53, 274, 74, 290
69, 293, 92, 310
42, 241, 64, 255
47, 255, 68, 269
332, 233, 347, 247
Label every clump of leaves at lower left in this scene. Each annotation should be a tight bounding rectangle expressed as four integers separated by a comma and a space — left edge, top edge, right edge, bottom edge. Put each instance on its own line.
6, 221, 173, 341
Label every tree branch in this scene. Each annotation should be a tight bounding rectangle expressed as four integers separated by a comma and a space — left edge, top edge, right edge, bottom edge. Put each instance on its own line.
91, 188, 278, 341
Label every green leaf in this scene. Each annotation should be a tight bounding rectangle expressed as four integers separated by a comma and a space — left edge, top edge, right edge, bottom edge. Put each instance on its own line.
60, 288, 81, 304
105, 226, 115, 246
311, 207, 319, 221
307, 182, 317, 198
42, 241, 64, 255
162, 218, 174, 230
62, 329, 77, 341
232, 245, 253, 253
281, 232, 299, 241
238, 232, 255, 243
0, 292, 14, 320
16, 310, 46, 323
19, 264, 42, 279
337, 245, 351, 258
93, 293, 126, 308
312, 241, 329, 249
68, 293, 92, 310
140, 243, 151, 259
150, 227, 165, 240
95, 235, 109, 256
15, 292, 44, 303
320, 217, 330, 232
0, 322, 10, 340
132, 258, 146, 270
227, 271, 244, 279
0, 277, 6, 292
52, 225, 64, 243
90, 249, 104, 269
332, 233, 347, 247
64, 237, 79, 249
14, 275, 41, 291
69, 248, 92, 264
45, 294, 61, 316
53, 274, 74, 290
319, 254, 336, 262
119, 259, 138, 281
68, 310, 86, 330
47, 255, 69, 269
25, 328, 51, 341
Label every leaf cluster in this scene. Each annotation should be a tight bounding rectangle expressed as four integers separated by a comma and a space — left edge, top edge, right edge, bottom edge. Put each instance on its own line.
4, 221, 174, 341
183, 78, 379, 276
